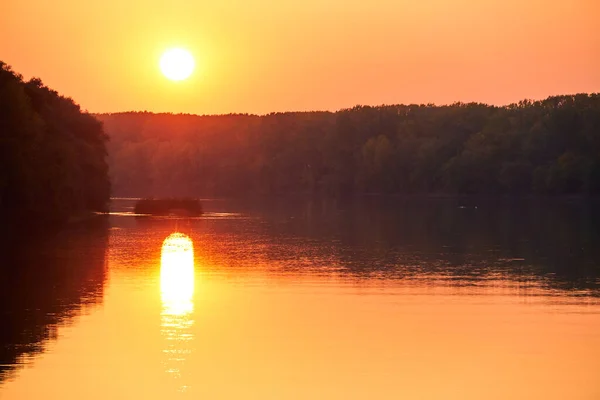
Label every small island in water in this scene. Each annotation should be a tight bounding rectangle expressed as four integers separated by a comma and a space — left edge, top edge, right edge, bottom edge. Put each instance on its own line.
134, 198, 203, 217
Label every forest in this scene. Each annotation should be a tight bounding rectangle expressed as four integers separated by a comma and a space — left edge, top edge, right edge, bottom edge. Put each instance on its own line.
101, 93, 600, 197
0, 62, 110, 226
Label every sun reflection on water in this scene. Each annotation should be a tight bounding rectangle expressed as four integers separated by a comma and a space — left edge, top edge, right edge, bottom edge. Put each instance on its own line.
160, 232, 195, 392
161, 233, 195, 315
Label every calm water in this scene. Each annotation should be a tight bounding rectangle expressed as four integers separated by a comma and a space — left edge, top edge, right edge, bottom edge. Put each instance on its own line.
1, 198, 600, 399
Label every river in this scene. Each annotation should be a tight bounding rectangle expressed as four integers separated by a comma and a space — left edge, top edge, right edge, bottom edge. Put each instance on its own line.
1, 197, 599, 399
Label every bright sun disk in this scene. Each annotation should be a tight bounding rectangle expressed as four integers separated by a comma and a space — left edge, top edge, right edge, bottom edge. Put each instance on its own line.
160, 48, 195, 81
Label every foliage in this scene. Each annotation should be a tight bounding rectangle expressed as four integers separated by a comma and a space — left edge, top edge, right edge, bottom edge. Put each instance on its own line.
0, 62, 110, 225
101, 94, 600, 197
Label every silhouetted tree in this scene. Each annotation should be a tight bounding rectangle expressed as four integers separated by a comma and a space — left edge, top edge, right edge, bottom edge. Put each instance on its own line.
0, 62, 110, 226
99, 94, 600, 198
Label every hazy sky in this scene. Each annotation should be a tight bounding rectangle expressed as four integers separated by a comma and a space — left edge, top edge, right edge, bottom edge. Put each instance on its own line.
2, 0, 599, 114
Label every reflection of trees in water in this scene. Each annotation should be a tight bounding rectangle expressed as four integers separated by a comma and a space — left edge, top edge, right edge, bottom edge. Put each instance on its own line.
0, 219, 109, 383
240, 197, 600, 295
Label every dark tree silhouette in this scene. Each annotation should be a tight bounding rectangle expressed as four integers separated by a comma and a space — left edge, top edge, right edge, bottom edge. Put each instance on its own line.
100, 94, 600, 198
0, 62, 110, 226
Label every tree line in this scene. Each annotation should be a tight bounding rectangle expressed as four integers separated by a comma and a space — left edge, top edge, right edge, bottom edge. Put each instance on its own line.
101, 93, 600, 197
0, 62, 110, 226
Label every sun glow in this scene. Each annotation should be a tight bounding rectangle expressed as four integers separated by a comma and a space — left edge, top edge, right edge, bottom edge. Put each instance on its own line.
159, 48, 195, 81
160, 232, 195, 387
160, 232, 195, 315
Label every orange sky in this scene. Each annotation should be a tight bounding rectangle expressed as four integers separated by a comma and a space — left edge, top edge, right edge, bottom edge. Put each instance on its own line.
2, 0, 599, 115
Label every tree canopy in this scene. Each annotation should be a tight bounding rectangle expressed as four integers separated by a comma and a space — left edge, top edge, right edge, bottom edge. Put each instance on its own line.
101, 94, 600, 197
0, 62, 110, 225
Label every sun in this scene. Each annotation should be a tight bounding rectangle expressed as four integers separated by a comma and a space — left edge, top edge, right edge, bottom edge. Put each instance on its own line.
159, 48, 195, 81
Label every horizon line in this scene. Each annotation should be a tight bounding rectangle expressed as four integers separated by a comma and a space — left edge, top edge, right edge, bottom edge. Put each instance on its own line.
91, 92, 599, 118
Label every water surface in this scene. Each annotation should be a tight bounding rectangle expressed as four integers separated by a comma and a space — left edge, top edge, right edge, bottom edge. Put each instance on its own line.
1, 198, 600, 399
